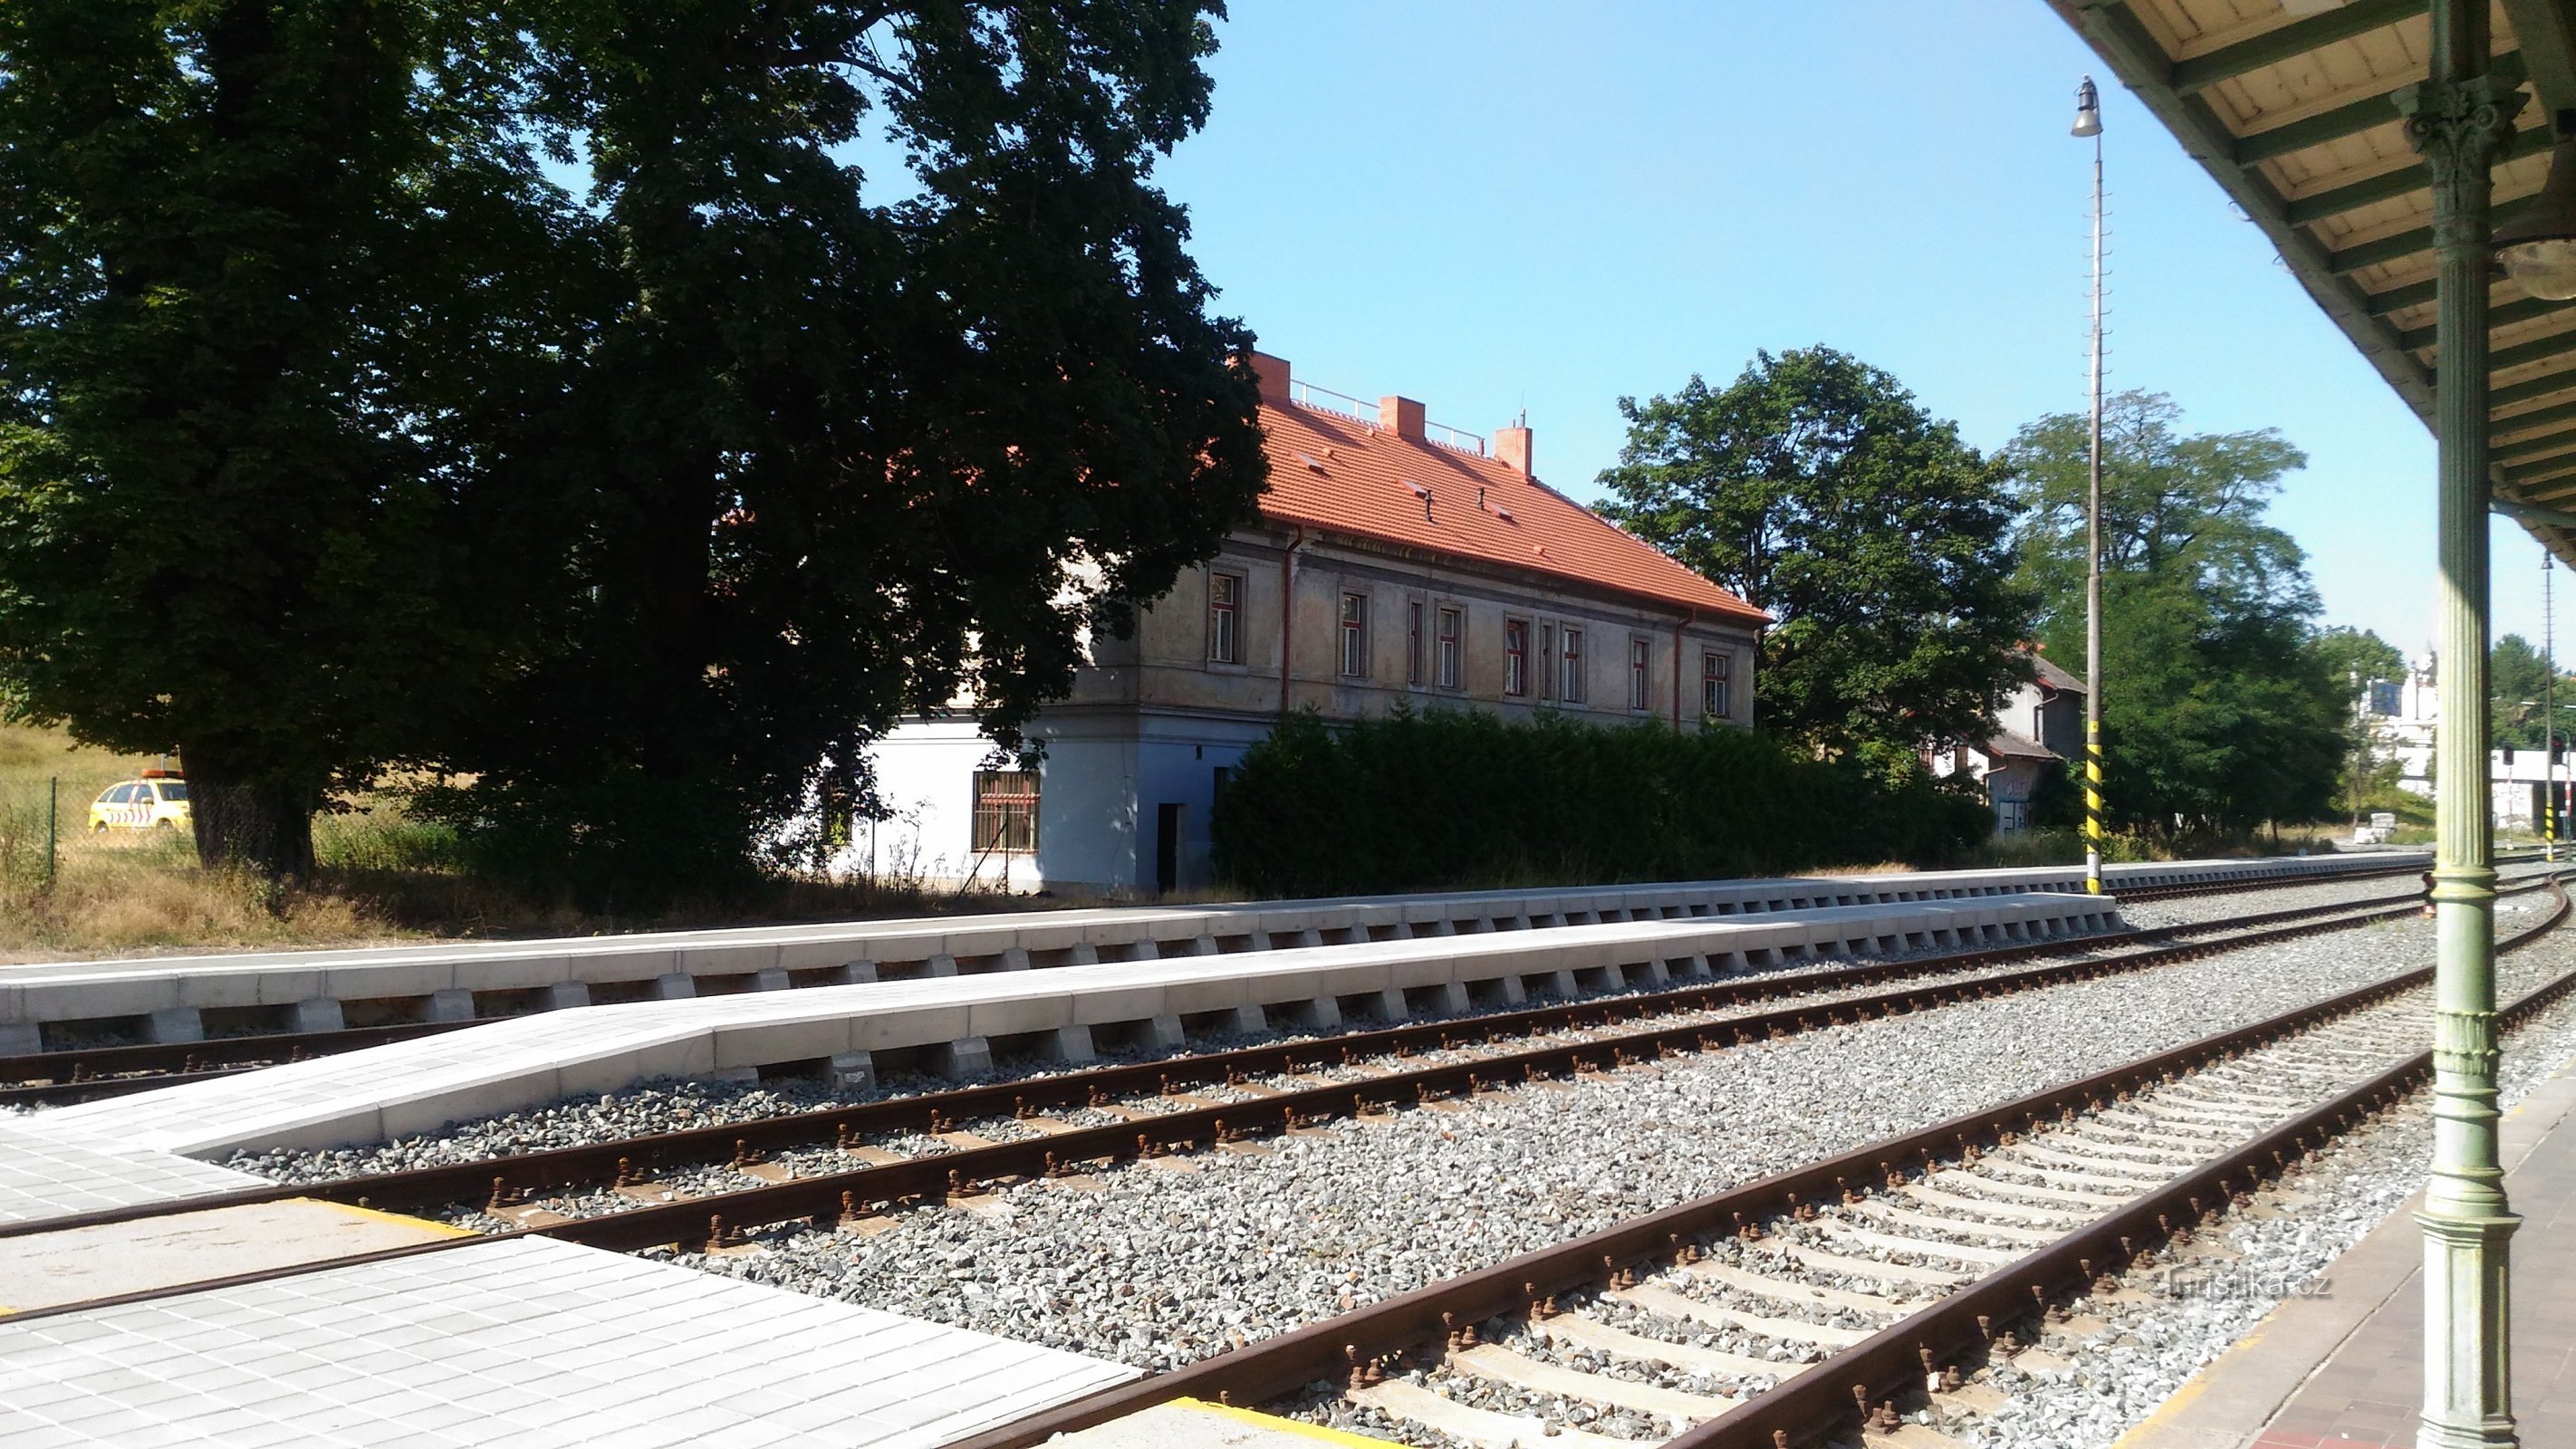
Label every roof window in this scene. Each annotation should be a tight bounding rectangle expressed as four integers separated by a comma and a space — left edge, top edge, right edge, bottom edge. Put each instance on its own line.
1296, 451, 1328, 474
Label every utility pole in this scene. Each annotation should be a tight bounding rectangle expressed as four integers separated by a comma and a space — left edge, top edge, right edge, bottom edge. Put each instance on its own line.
2397, 5, 2523, 1443
2548, 552, 2558, 863
2071, 77, 2107, 896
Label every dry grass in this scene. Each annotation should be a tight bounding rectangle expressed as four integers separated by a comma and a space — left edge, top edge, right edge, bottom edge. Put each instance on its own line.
0, 723, 1090, 961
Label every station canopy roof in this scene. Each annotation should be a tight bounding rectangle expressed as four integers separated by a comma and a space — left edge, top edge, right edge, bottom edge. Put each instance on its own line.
2049, 0, 2576, 564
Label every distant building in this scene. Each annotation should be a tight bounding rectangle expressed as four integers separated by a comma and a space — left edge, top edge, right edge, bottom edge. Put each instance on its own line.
851, 351, 1769, 895
2358, 653, 2438, 796
2349, 653, 2570, 831
1933, 649, 2086, 832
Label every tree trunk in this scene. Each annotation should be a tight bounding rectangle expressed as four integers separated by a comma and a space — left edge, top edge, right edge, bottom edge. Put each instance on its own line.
183, 754, 318, 879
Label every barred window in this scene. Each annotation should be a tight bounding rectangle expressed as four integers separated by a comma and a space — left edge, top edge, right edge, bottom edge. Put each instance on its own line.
972, 771, 1040, 853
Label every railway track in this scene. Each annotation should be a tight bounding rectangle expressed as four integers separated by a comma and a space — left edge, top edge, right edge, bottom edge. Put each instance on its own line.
2, 873, 2538, 1358
0, 860, 2483, 1112
937, 874, 2571, 1449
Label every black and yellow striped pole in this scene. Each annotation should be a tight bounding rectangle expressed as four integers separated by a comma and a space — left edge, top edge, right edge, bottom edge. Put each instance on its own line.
2074, 79, 2107, 895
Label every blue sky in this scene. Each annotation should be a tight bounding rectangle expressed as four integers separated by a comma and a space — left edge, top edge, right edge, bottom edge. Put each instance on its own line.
1148, 1, 2561, 664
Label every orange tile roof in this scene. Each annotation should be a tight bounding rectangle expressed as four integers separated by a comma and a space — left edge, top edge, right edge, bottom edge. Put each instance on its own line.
1254, 396, 1768, 624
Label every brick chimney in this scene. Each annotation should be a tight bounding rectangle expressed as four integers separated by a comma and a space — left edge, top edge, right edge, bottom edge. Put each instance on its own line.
1495, 423, 1533, 475
1245, 350, 1291, 402
1379, 395, 1426, 442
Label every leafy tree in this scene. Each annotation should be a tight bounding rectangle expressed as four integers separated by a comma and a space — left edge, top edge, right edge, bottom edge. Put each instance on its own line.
2312, 626, 2404, 695
414, 1, 1268, 905
2312, 625, 2405, 821
2005, 391, 2343, 833
1596, 349, 2034, 755
2487, 633, 2575, 752
0, 2, 576, 876
0, 3, 1266, 897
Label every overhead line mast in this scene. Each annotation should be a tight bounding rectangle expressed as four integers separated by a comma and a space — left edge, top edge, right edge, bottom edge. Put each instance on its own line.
2072, 77, 2108, 896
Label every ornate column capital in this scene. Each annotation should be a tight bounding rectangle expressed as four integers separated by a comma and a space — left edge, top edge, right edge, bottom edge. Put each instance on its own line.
2397, 64, 2530, 247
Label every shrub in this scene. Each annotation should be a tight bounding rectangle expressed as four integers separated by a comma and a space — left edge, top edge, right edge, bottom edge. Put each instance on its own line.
1211, 708, 1993, 897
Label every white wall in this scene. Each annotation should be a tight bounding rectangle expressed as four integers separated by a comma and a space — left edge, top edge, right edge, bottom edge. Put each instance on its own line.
847, 720, 1040, 893
855, 712, 1274, 897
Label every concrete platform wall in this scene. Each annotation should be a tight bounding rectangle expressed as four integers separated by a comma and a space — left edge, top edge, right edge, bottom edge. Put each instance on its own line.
37, 893, 2120, 1156
0, 853, 2417, 1053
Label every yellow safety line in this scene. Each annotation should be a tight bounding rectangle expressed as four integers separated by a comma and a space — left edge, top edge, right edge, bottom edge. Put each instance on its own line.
295, 1196, 475, 1239
1168, 1396, 1397, 1446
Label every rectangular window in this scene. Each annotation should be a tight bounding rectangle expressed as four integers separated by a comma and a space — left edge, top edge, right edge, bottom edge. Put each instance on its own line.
1504, 619, 1531, 697
1628, 638, 1651, 711
1702, 650, 1731, 720
1539, 623, 1556, 701
1207, 571, 1243, 664
972, 770, 1040, 854
1562, 629, 1586, 705
1436, 607, 1463, 688
1407, 600, 1425, 686
1338, 591, 1369, 677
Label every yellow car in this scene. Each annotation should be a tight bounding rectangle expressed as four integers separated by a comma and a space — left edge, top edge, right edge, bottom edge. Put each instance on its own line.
89, 774, 191, 833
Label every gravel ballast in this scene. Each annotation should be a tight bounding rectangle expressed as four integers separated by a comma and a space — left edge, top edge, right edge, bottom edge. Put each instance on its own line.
669, 913, 2461, 1374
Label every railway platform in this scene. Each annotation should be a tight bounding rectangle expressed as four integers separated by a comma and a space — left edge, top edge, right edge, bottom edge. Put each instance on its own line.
2114, 1051, 2576, 1449
0, 1233, 1132, 1448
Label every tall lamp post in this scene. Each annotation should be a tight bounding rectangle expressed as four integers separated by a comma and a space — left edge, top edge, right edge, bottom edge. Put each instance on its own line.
2071, 77, 2107, 896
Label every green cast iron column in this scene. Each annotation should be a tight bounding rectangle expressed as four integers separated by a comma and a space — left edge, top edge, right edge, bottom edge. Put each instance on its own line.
2398, 5, 2523, 1444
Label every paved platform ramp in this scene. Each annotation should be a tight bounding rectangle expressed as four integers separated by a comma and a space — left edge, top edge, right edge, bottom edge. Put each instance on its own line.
0, 1235, 1133, 1448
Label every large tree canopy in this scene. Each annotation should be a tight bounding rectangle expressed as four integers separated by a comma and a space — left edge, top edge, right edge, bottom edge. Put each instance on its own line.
0, 2, 1266, 895
2007, 391, 2343, 833
2487, 632, 2576, 752
1596, 348, 2033, 756
0, 2, 573, 876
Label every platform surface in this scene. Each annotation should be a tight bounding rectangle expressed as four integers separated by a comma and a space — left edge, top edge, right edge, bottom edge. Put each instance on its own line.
0, 853, 2390, 1031
20, 892, 2110, 1165
0, 1234, 1134, 1448
2115, 1049, 2576, 1449
0, 1197, 461, 1312
0, 1118, 270, 1225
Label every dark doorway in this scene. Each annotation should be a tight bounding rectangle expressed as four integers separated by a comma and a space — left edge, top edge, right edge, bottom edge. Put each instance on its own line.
1155, 802, 1183, 895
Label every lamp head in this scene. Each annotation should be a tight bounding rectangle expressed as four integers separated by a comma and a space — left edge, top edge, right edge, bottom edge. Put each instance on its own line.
2495, 111, 2576, 300
2071, 76, 2102, 139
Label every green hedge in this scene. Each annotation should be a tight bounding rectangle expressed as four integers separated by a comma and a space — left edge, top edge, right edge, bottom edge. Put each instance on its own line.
1210, 708, 1994, 897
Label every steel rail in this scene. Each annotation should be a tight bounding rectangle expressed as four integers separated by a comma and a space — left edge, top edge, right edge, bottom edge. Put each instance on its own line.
1665, 874, 2576, 1449
936, 878, 2571, 1449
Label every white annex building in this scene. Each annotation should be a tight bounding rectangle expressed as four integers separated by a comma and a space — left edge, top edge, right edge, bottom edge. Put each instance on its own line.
850, 353, 1770, 896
